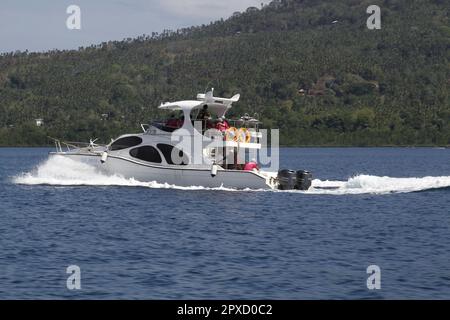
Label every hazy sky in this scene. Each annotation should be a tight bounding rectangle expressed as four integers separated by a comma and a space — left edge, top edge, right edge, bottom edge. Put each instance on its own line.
0, 0, 270, 53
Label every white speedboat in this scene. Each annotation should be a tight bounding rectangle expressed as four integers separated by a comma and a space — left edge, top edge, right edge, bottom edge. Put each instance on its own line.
50, 90, 312, 190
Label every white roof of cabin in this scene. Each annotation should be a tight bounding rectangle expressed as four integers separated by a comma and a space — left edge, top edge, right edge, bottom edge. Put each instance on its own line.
159, 100, 200, 111
158, 91, 240, 118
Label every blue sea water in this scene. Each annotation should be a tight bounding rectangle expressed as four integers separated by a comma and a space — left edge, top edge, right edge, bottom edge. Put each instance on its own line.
0, 147, 450, 299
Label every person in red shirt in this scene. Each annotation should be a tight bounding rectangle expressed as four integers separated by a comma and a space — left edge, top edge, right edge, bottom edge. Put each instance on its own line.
175, 116, 184, 128
166, 114, 178, 128
244, 159, 259, 172
215, 117, 230, 132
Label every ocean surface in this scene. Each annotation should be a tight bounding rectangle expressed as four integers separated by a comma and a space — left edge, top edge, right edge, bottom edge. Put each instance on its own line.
1, 147, 450, 299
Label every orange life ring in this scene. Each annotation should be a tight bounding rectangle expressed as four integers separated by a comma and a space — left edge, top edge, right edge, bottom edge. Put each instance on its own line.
225, 127, 239, 142
238, 128, 251, 143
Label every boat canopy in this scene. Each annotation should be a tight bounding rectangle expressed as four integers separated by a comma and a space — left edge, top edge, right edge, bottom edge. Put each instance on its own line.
158, 90, 240, 118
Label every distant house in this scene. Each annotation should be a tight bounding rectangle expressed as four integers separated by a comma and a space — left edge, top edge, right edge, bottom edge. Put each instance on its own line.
35, 118, 44, 127
246, 7, 259, 13
101, 113, 109, 120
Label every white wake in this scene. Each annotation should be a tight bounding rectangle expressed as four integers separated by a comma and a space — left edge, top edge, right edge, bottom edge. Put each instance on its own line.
307, 175, 450, 195
13, 155, 239, 191
13, 155, 450, 195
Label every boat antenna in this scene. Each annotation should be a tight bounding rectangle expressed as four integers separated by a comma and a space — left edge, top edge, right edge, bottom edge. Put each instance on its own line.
203, 80, 219, 95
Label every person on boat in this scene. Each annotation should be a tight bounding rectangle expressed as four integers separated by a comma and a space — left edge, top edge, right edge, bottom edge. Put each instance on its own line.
166, 114, 178, 128
173, 116, 184, 129
215, 117, 230, 132
196, 105, 212, 132
166, 114, 184, 129
244, 159, 259, 172
197, 105, 211, 121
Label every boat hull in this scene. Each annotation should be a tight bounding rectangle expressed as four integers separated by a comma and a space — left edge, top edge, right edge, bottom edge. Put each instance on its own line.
51, 152, 276, 190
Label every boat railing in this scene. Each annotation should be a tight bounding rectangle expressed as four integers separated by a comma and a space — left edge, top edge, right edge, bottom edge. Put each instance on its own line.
226, 119, 261, 130
48, 137, 107, 153
144, 117, 263, 144
147, 116, 261, 131
141, 123, 151, 132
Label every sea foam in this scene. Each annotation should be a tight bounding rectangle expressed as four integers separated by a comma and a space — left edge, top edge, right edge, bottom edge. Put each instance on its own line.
13, 155, 450, 195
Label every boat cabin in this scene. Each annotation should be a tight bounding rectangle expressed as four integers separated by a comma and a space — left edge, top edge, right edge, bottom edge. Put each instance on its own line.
146, 90, 262, 146
111, 91, 263, 170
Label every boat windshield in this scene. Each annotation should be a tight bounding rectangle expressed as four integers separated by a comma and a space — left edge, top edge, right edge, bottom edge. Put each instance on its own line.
152, 111, 184, 132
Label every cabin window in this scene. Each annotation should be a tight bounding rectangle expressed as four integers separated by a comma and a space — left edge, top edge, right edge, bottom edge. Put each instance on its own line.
110, 136, 143, 151
129, 146, 162, 163
157, 144, 189, 165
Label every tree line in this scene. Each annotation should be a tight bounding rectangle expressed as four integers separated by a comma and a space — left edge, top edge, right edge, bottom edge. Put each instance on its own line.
0, 0, 449, 146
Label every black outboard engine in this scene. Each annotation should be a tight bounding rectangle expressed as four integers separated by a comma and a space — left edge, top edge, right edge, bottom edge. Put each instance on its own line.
277, 169, 297, 190
296, 170, 313, 191
277, 169, 313, 190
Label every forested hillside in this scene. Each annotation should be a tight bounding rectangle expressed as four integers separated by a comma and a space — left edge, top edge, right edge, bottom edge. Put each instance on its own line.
0, 0, 449, 146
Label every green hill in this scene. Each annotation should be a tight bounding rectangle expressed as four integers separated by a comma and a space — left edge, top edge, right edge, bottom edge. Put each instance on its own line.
0, 0, 449, 146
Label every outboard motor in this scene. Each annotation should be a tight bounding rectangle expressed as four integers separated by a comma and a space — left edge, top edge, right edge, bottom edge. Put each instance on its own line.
296, 170, 313, 190
277, 169, 297, 190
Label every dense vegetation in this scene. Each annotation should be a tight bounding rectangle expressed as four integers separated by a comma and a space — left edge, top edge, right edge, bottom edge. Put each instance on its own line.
0, 0, 449, 146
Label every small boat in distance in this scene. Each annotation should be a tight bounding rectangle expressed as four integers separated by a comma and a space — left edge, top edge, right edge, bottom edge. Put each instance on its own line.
50, 90, 312, 190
